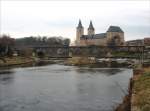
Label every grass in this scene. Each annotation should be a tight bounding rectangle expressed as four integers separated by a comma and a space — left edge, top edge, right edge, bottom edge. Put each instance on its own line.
0, 56, 34, 66
112, 52, 141, 58
66, 57, 96, 65
133, 67, 150, 111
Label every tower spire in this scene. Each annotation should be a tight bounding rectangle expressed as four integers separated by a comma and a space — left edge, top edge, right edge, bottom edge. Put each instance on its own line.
77, 19, 83, 28
88, 20, 94, 30
76, 19, 84, 45
88, 20, 95, 35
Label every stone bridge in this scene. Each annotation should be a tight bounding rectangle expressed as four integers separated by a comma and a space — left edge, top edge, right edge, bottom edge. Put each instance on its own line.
32, 46, 146, 58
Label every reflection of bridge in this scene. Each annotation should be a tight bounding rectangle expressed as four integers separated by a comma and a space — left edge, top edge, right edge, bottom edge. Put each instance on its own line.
32, 46, 146, 59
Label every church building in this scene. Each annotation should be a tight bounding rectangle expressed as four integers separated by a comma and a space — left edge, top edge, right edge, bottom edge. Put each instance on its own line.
76, 20, 125, 46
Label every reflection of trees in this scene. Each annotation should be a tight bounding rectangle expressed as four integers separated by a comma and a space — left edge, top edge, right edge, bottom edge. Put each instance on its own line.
0, 71, 14, 84
75, 67, 123, 75
75, 67, 123, 76
75, 68, 97, 73
102, 69, 123, 76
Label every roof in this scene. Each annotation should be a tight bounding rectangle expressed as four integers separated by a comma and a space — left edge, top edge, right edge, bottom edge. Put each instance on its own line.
107, 26, 124, 33
80, 33, 106, 39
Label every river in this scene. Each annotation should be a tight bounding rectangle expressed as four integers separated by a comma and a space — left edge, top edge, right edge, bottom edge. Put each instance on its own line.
0, 64, 132, 111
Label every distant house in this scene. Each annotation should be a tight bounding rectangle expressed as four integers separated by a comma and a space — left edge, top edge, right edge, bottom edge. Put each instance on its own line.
144, 38, 150, 46
126, 38, 150, 46
126, 39, 144, 46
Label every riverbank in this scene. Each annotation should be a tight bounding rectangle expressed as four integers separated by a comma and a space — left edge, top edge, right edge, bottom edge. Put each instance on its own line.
131, 67, 150, 111
0, 57, 34, 68
0, 57, 66, 69
115, 66, 150, 111
65, 57, 131, 68
0, 56, 138, 69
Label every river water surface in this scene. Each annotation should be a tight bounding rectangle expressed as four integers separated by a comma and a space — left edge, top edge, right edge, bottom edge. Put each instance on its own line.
0, 64, 132, 111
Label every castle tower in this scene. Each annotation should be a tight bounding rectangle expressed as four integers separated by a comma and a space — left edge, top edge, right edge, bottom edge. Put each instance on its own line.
88, 21, 95, 35
76, 19, 84, 45
106, 26, 124, 46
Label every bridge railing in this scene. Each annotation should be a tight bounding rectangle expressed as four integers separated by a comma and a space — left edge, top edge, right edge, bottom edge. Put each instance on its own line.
32, 45, 145, 58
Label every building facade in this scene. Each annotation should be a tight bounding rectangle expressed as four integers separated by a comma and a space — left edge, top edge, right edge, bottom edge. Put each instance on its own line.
126, 38, 150, 46
76, 20, 125, 46
144, 38, 150, 46
126, 39, 144, 46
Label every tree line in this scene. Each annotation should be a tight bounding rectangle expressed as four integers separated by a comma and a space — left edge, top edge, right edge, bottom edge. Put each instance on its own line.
0, 34, 70, 56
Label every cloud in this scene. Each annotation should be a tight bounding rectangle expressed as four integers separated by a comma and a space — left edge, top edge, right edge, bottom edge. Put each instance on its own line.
1, 1, 150, 41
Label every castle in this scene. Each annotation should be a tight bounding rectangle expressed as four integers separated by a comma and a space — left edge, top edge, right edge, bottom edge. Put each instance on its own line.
76, 20, 125, 46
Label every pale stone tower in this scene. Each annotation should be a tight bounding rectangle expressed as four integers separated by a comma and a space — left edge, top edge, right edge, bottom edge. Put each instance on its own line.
88, 21, 95, 35
106, 26, 124, 46
76, 19, 84, 45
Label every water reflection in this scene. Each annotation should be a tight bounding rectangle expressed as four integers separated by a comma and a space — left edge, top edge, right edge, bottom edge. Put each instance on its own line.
0, 69, 14, 74
0, 64, 132, 111
75, 67, 124, 76
0, 70, 14, 84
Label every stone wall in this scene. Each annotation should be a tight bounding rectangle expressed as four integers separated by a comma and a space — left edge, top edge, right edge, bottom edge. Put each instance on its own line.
76, 27, 84, 45
106, 32, 124, 45
80, 38, 107, 46
78, 31, 124, 46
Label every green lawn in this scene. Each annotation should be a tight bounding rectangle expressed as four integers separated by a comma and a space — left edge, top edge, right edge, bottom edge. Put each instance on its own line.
112, 52, 141, 58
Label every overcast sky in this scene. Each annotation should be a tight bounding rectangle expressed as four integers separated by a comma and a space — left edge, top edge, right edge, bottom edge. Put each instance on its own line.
1, 0, 150, 42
